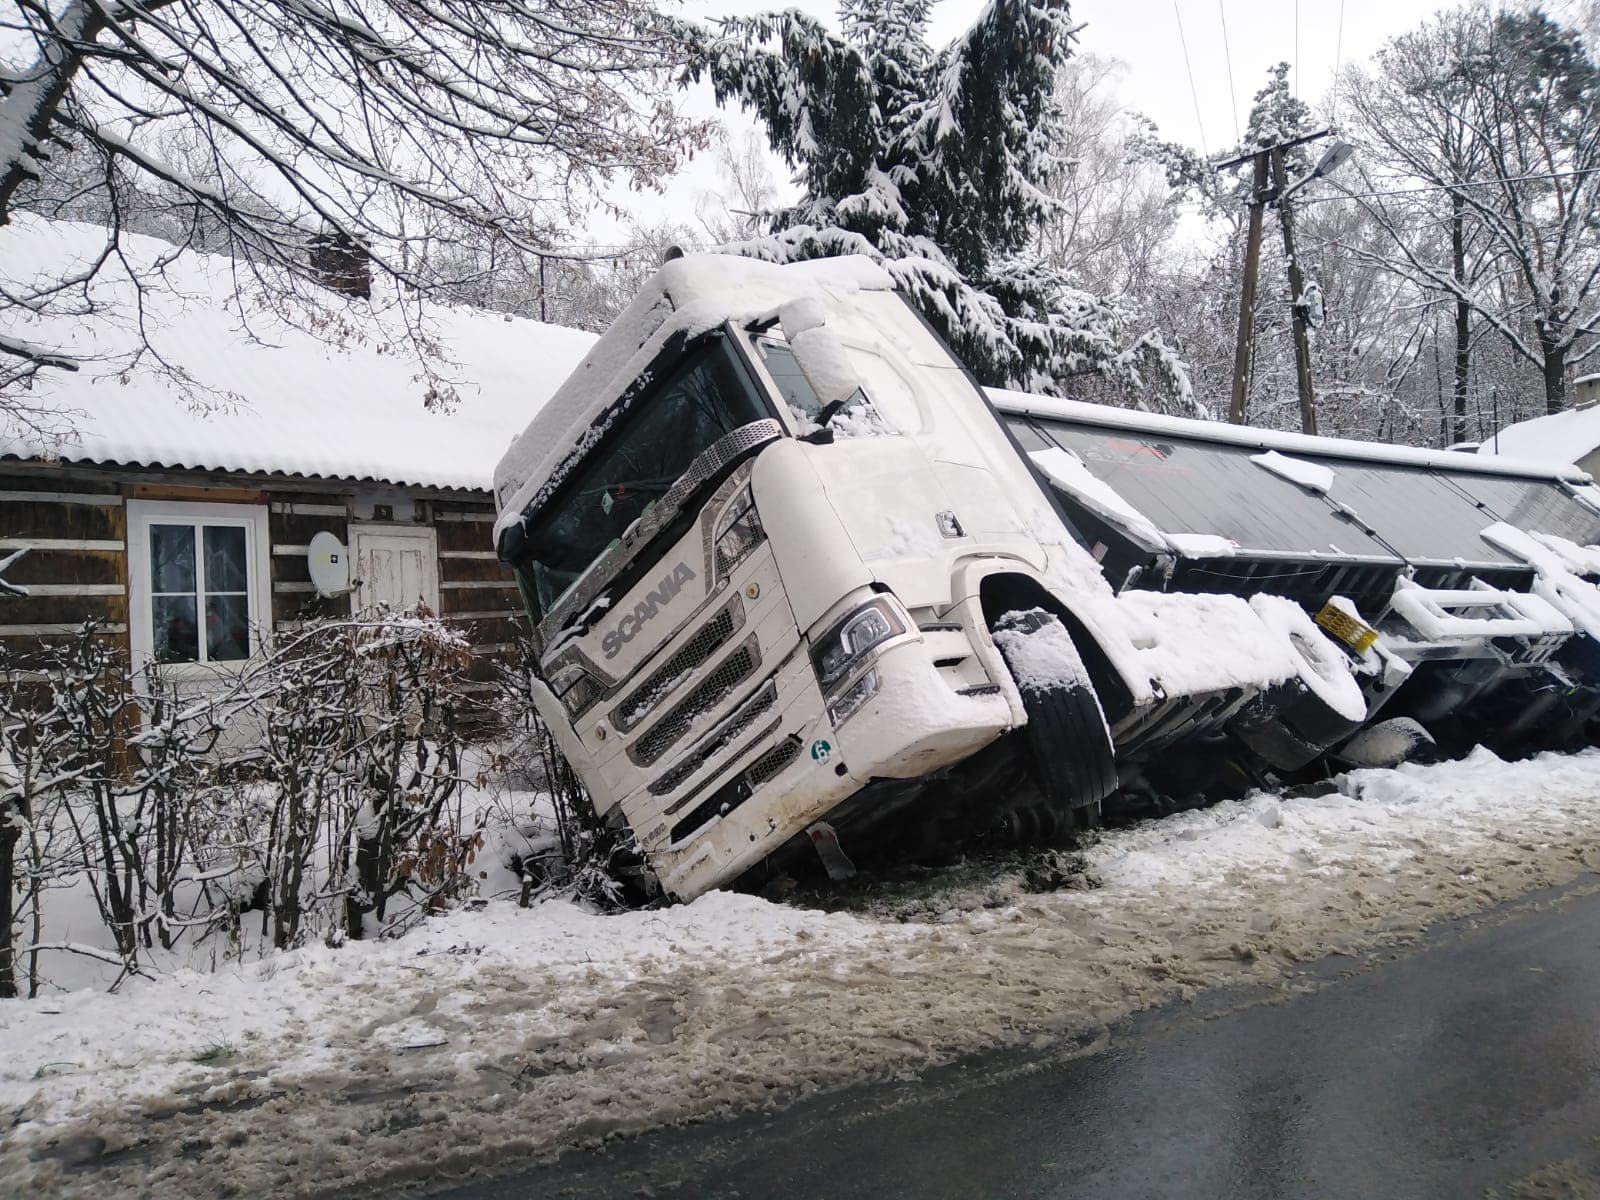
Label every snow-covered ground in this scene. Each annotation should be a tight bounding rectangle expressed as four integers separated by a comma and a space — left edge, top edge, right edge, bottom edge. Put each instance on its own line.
6, 748, 1600, 1198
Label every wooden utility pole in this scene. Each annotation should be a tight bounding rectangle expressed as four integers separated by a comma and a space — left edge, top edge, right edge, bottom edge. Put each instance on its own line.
1228, 154, 1269, 425
1269, 148, 1318, 435
1217, 129, 1332, 432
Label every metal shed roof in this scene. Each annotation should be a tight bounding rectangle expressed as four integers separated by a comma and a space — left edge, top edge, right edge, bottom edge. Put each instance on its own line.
996, 394, 1600, 573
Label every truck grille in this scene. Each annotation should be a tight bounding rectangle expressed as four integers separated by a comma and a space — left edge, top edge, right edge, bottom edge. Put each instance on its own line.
629, 637, 760, 767
668, 734, 803, 846
613, 600, 742, 733
649, 682, 778, 797
744, 734, 802, 788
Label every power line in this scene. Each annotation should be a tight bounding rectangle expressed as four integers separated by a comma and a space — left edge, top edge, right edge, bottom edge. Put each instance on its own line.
1219, 0, 1241, 143
1172, 0, 1209, 159
1297, 165, 1600, 206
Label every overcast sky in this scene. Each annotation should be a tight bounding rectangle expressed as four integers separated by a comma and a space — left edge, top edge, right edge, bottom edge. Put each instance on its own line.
598, 0, 1454, 243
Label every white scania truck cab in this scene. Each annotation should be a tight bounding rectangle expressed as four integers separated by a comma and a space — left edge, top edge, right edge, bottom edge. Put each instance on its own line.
493, 255, 1308, 900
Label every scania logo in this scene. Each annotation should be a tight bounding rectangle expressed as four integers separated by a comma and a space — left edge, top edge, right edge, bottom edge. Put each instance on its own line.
601, 563, 697, 659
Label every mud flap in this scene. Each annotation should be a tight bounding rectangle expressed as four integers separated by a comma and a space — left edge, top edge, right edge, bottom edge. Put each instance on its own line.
807, 821, 857, 881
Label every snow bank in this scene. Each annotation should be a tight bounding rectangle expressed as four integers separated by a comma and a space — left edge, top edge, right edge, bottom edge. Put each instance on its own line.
0, 215, 597, 490
8, 750, 1600, 1198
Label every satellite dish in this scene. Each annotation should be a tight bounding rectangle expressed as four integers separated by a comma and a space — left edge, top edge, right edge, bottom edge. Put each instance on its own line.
308, 531, 351, 597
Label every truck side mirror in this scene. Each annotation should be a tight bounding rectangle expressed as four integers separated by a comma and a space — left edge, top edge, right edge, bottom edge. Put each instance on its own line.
778, 298, 864, 413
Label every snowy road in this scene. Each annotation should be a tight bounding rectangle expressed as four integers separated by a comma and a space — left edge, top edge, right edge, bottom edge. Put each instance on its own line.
444, 876, 1600, 1200
6, 749, 1600, 1198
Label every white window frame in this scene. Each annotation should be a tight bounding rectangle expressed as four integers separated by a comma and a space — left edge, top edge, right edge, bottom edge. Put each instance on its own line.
127, 499, 272, 677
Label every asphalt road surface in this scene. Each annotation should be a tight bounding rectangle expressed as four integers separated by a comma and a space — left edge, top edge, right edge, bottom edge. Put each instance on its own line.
431, 879, 1600, 1200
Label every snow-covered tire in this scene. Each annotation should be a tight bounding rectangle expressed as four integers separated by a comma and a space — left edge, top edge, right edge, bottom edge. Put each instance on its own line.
1251, 596, 1368, 729
992, 608, 1118, 812
1231, 597, 1369, 770
1334, 717, 1438, 769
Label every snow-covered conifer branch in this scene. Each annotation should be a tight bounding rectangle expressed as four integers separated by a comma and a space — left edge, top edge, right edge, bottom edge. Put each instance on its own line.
690, 0, 1192, 408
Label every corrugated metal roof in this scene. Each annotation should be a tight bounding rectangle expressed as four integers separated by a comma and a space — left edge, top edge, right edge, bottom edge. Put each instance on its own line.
0, 216, 597, 491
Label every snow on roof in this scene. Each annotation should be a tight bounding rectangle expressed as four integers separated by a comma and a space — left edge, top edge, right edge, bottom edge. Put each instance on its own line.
0, 215, 597, 491
1250, 449, 1335, 494
1478, 402, 1600, 468
990, 389, 1594, 484
492, 252, 895, 541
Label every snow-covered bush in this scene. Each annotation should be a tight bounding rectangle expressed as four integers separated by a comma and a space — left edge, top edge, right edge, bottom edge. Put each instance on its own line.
0, 611, 488, 998
223, 612, 483, 950
496, 635, 644, 911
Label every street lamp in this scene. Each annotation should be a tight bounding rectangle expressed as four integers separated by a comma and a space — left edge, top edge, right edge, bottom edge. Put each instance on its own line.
1278, 139, 1355, 202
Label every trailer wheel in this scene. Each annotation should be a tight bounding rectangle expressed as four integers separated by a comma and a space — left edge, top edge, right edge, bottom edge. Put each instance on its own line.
992, 608, 1118, 812
1334, 717, 1438, 769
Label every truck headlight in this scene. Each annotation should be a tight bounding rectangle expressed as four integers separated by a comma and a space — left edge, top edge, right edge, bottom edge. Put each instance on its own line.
547, 662, 603, 719
812, 598, 905, 691
713, 486, 764, 580
827, 668, 880, 726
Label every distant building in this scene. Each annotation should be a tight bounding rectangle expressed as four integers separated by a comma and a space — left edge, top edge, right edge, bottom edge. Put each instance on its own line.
1576, 373, 1600, 408
1480, 381, 1600, 480
0, 216, 595, 695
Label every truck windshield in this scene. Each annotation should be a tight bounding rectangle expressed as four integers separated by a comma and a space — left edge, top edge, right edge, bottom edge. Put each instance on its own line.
515, 335, 769, 620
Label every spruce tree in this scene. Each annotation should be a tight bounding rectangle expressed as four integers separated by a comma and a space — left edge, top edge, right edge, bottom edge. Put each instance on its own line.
691, 0, 1192, 406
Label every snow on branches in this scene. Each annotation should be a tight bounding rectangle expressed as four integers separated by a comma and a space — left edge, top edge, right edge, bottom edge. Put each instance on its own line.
0, 0, 706, 409
689, 0, 1194, 409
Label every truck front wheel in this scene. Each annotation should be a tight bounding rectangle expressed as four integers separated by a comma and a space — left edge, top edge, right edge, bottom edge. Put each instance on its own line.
991, 608, 1119, 815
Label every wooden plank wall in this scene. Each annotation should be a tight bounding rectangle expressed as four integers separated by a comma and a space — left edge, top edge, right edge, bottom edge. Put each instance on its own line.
269, 494, 352, 629
0, 469, 526, 702
0, 477, 129, 666
431, 499, 525, 693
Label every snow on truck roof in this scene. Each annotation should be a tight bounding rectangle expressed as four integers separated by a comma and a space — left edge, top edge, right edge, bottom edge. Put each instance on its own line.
991, 389, 1596, 485
490, 253, 896, 543
0, 215, 597, 491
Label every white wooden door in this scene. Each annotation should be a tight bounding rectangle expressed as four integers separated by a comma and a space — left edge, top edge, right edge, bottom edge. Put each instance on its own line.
350, 525, 439, 614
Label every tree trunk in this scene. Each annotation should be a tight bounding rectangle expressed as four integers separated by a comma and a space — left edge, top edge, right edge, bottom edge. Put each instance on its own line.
1451, 197, 1471, 445
1229, 155, 1270, 425
1540, 328, 1568, 415
0, 809, 18, 999
0, 2, 103, 225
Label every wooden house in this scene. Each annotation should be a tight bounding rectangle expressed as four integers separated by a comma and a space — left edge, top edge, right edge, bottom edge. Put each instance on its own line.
0, 216, 597, 699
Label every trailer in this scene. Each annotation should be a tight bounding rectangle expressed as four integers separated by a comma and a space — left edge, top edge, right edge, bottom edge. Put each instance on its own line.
994, 393, 1600, 772
492, 253, 1600, 900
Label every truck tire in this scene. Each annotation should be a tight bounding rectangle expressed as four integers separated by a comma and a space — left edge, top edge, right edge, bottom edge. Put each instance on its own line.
1232, 597, 1369, 771
1333, 716, 1438, 769
992, 608, 1119, 812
